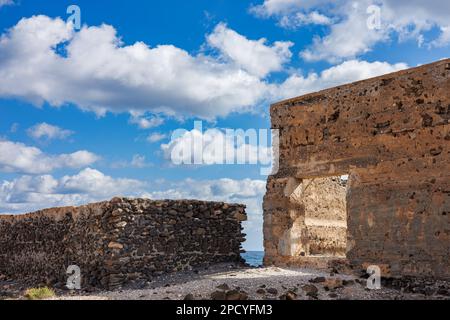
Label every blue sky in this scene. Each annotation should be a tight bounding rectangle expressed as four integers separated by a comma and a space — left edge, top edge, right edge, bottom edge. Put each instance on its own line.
0, 0, 449, 250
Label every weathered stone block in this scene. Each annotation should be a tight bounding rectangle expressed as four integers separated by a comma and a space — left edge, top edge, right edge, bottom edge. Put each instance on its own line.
264, 59, 450, 280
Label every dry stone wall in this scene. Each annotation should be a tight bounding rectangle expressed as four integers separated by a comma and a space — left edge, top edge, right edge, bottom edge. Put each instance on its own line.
264, 59, 450, 279
0, 197, 246, 290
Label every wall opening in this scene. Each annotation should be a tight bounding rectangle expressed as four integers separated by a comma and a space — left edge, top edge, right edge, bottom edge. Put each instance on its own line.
291, 175, 348, 259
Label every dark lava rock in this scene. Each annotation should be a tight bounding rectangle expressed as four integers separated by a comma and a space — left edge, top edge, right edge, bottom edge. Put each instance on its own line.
239, 291, 249, 300
267, 288, 278, 295
309, 277, 326, 284
224, 290, 248, 301
225, 290, 241, 301
343, 280, 355, 286
256, 288, 266, 295
302, 284, 319, 297
0, 291, 16, 300
184, 293, 195, 300
211, 291, 226, 300
437, 288, 448, 296
423, 287, 437, 296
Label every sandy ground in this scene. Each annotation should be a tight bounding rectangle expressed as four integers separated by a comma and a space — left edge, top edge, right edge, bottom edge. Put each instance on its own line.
43, 264, 449, 301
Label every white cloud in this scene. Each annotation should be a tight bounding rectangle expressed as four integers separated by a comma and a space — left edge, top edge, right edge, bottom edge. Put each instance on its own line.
271, 59, 408, 100
147, 132, 167, 143
252, 0, 450, 62
0, 14, 414, 120
161, 128, 272, 166
144, 178, 265, 202
300, 2, 388, 63
10, 123, 19, 133
111, 154, 153, 169
207, 23, 293, 78
129, 113, 164, 129
250, 0, 328, 17
0, 140, 99, 174
431, 26, 450, 48
27, 122, 74, 140
130, 154, 152, 168
0, 16, 273, 120
0, 0, 14, 8
59, 168, 145, 196
0, 168, 146, 214
279, 11, 333, 28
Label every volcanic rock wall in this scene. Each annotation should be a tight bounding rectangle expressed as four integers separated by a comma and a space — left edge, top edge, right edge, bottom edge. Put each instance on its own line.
264, 59, 450, 279
0, 198, 247, 290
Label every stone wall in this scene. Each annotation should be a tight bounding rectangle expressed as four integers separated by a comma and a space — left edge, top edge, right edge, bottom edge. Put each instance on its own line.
0, 198, 247, 290
264, 59, 450, 279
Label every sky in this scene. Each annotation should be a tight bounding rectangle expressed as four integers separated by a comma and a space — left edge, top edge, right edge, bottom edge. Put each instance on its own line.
0, 0, 449, 250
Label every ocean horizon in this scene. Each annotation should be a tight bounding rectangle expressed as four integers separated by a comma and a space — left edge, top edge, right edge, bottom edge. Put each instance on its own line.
241, 251, 264, 267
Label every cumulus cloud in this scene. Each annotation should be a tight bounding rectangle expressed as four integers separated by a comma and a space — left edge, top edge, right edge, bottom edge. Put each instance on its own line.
300, 2, 388, 62
207, 23, 293, 78
250, 0, 329, 17
279, 11, 333, 28
129, 113, 165, 129
0, 168, 146, 213
0, 14, 413, 120
0, 0, 14, 8
252, 0, 450, 62
0, 16, 272, 120
130, 154, 152, 168
0, 140, 99, 174
27, 122, 74, 140
9, 123, 19, 133
111, 154, 153, 169
59, 168, 145, 195
431, 26, 450, 48
144, 178, 265, 202
161, 127, 272, 166
147, 132, 167, 143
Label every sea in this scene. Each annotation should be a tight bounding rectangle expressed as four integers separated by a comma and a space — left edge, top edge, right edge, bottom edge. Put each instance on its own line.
241, 251, 264, 267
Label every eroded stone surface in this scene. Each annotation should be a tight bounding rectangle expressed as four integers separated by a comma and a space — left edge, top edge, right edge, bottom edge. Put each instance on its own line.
264, 59, 450, 279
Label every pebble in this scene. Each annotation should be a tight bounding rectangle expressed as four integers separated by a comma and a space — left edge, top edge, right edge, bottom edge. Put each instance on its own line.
301, 284, 319, 297
267, 288, 278, 295
216, 283, 230, 291
183, 293, 195, 300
